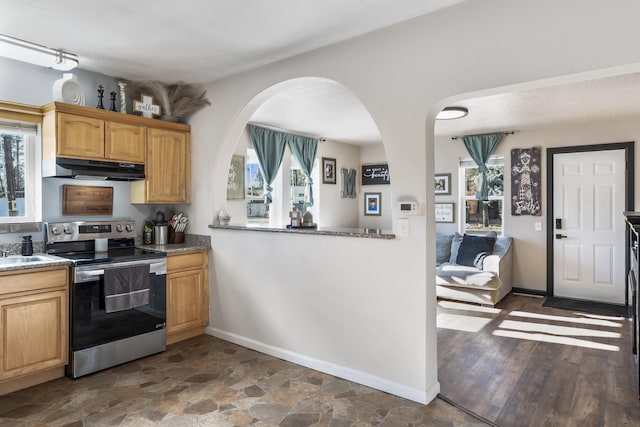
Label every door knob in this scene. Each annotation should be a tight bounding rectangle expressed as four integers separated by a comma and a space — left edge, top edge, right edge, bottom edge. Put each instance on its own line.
555, 233, 568, 239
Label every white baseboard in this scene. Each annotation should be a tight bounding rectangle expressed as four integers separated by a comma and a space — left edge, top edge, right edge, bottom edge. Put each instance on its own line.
206, 326, 438, 405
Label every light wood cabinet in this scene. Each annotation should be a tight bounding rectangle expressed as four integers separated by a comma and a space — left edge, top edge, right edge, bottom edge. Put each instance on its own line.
105, 122, 146, 163
45, 105, 146, 164
57, 113, 105, 159
0, 267, 68, 395
42, 103, 191, 198
131, 128, 191, 204
166, 251, 208, 345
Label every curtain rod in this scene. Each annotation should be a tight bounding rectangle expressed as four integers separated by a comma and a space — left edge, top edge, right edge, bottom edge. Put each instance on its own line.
450, 130, 517, 141
247, 122, 325, 141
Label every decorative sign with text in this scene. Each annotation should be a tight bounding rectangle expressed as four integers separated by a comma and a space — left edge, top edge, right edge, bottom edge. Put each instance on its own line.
133, 94, 161, 118
362, 164, 390, 185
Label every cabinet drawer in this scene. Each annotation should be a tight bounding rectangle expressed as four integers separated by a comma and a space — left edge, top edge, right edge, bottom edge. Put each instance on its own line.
0, 268, 68, 296
168, 252, 205, 271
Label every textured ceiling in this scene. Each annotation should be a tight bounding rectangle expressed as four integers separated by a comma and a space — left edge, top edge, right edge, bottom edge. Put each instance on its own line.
2, 1, 639, 145
0, 0, 464, 83
434, 72, 640, 138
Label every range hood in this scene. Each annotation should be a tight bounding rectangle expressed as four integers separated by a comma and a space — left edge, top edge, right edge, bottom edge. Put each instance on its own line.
43, 157, 145, 181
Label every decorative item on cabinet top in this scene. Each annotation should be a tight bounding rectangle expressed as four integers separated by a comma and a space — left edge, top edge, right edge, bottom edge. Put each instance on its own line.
52, 73, 85, 106
124, 80, 211, 122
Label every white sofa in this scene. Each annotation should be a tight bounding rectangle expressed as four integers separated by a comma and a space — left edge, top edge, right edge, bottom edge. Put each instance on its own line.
435, 233, 513, 306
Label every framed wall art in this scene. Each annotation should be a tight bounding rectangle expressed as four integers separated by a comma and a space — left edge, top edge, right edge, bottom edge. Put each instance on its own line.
226, 155, 245, 200
364, 192, 382, 216
435, 202, 454, 223
435, 173, 451, 195
322, 157, 336, 184
362, 163, 390, 185
511, 147, 541, 215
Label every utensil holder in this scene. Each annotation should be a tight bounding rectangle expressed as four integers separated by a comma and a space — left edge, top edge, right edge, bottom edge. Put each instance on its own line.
170, 231, 185, 244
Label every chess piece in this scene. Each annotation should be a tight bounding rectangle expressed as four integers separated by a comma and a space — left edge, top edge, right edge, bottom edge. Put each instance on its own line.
96, 85, 105, 109
109, 91, 117, 112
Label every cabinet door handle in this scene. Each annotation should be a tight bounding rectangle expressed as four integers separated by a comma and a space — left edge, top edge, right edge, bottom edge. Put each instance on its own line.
555, 234, 568, 239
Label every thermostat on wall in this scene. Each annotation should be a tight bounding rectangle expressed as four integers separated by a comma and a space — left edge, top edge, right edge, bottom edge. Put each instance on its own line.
398, 200, 418, 216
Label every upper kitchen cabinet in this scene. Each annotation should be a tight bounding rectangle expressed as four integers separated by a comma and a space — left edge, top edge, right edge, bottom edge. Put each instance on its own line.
42, 102, 190, 166
130, 128, 191, 204
42, 103, 150, 164
105, 122, 146, 163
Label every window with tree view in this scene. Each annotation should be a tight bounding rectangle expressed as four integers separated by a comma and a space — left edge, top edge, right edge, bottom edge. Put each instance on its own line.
0, 122, 41, 223
460, 157, 504, 234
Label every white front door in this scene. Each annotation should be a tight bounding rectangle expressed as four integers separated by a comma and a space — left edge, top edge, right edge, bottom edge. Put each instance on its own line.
553, 149, 626, 304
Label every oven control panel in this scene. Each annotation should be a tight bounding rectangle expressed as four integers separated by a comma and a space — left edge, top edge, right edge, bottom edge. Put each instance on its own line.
45, 220, 137, 243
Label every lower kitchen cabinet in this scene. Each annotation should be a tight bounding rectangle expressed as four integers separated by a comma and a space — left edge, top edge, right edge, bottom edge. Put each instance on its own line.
166, 251, 209, 345
0, 267, 69, 395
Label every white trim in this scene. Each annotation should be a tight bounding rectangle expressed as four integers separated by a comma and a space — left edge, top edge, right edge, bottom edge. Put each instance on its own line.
0, 120, 38, 135
206, 326, 437, 404
0, 127, 42, 224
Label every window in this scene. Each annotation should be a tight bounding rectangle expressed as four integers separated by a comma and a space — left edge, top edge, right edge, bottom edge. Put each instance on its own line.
245, 148, 268, 223
0, 121, 41, 224
460, 157, 503, 234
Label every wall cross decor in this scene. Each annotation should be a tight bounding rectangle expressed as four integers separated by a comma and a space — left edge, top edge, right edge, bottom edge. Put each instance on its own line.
133, 94, 160, 118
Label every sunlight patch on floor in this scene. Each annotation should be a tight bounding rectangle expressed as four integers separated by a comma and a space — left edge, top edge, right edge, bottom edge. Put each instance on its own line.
438, 300, 502, 314
498, 319, 621, 338
437, 313, 493, 332
493, 329, 620, 351
574, 312, 627, 321
509, 310, 623, 328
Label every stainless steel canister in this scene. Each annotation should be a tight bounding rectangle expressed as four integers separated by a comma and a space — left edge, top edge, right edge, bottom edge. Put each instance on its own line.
153, 225, 168, 245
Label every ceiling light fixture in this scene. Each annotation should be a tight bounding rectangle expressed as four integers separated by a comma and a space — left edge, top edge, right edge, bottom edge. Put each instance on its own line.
0, 34, 78, 71
436, 106, 468, 120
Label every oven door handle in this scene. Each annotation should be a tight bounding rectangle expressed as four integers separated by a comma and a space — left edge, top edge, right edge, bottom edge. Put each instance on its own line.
74, 269, 104, 283
74, 260, 167, 283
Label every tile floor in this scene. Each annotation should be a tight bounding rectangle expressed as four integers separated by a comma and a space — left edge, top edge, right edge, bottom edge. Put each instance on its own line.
0, 335, 484, 426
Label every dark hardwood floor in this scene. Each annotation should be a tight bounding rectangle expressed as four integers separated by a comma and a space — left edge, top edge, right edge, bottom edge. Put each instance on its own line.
437, 294, 640, 427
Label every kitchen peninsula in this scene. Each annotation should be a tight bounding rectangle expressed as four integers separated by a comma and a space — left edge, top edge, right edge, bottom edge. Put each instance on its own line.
209, 223, 396, 239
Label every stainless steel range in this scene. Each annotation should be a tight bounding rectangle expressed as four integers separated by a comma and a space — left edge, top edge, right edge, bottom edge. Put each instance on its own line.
45, 220, 167, 378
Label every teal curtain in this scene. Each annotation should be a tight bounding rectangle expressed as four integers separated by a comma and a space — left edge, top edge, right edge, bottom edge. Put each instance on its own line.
288, 135, 318, 207
248, 125, 287, 204
461, 133, 504, 201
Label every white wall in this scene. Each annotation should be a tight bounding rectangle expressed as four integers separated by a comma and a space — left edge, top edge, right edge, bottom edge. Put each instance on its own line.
186, 0, 640, 404
225, 129, 251, 224
436, 116, 640, 293
317, 139, 360, 227
359, 144, 392, 230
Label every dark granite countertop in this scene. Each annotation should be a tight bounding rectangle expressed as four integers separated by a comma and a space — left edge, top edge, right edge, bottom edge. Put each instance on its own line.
0, 254, 71, 273
209, 224, 395, 239
138, 233, 211, 254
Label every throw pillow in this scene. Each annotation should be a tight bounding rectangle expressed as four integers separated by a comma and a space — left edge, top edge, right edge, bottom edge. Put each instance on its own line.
456, 234, 496, 267
436, 234, 453, 265
448, 232, 464, 264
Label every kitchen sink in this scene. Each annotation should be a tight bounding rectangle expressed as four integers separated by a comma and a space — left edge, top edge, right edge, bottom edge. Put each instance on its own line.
0, 255, 58, 265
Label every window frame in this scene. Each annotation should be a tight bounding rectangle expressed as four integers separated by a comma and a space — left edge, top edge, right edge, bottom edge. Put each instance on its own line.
459, 156, 504, 235
0, 103, 43, 227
